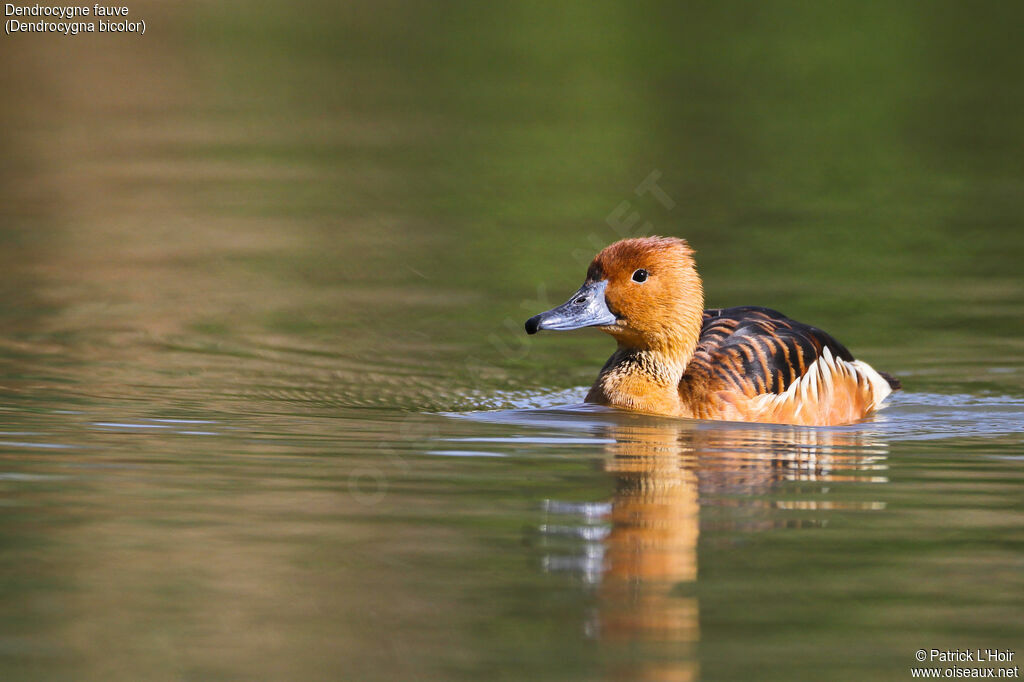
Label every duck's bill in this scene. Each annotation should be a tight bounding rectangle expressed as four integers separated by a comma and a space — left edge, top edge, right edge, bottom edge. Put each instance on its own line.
525, 280, 617, 334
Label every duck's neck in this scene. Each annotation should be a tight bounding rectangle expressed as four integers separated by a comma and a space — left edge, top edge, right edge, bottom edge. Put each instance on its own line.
586, 342, 697, 416
587, 273, 705, 416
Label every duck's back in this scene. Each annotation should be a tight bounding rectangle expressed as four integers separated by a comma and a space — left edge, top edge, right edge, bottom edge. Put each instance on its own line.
680, 306, 898, 425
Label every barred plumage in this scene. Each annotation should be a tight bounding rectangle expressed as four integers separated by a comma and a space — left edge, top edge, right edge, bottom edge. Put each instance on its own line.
684, 306, 857, 398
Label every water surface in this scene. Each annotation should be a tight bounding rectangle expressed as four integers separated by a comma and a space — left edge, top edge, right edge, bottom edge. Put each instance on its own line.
1, 2, 1022, 680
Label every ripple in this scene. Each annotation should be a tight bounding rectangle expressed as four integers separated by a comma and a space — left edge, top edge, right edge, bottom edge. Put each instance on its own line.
451, 390, 1024, 443
425, 450, 507, 458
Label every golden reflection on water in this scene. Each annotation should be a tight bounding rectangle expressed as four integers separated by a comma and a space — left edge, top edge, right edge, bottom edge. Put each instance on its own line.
599, 423, 700, 682
543, 418, 888, 681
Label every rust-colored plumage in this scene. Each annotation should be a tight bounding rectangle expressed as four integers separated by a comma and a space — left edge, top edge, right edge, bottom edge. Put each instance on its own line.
526, 236, 899, 426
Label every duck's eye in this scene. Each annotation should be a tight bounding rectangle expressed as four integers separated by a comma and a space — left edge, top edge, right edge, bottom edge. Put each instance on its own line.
631, 269, 649, 283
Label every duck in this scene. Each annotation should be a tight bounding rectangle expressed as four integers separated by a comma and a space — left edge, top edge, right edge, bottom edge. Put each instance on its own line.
524, 236, 900, 426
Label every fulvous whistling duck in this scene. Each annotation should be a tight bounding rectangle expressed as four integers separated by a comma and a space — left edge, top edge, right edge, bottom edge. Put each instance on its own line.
525, 236, 900, 426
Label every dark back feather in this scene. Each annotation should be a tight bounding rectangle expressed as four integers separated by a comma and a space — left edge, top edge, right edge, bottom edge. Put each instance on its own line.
683, 306, 855, 398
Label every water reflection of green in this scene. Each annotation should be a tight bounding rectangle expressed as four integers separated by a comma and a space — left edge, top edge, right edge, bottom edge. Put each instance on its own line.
1, 2, 1023, 681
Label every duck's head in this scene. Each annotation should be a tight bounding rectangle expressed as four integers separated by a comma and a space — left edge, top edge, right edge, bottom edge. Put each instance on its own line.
525, 236, 704, 353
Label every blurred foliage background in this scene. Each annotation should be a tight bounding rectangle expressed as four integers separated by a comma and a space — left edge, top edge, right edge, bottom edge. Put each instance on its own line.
1, 0, 1022, 402
1, 4, 1023, 681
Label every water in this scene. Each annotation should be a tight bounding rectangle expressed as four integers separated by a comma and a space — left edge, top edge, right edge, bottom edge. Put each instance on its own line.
1, 2, 1023, 680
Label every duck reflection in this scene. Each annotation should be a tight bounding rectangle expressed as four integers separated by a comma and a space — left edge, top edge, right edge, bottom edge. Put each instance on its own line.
540, 413, 888, 681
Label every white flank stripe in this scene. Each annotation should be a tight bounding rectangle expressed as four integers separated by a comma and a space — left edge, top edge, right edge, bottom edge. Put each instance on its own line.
750, 350, 894, 420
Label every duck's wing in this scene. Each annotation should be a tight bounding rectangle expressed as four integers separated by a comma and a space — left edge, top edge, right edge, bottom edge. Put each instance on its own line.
689, 306, 854, 397
682, 306, 898, 425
